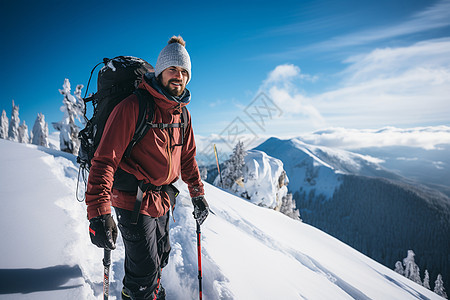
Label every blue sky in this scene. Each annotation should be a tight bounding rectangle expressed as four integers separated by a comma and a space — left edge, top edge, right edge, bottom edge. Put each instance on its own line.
1, 0, 449, 146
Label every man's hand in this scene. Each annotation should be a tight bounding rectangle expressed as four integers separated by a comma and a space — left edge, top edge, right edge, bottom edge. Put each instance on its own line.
89, 214, 118, 250
192, 196, 209, 225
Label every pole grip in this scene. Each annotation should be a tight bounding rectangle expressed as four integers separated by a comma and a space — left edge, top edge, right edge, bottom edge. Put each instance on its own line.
103, 249, 111, 266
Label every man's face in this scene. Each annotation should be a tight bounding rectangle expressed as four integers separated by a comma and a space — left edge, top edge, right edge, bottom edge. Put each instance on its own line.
160, 66, 189, 97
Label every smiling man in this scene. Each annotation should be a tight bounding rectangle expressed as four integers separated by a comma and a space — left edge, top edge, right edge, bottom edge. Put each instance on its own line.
85, 36, 209, 300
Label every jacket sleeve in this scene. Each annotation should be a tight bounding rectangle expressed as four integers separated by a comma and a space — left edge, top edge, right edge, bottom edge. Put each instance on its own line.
85, 97, 138, 219
180, 109, 205, 198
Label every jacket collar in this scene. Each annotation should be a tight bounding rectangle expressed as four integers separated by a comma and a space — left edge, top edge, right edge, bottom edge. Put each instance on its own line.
139, 73, 190, 111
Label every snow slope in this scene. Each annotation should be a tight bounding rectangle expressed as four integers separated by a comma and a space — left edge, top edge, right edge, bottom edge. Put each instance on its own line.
0, 139, 444, 299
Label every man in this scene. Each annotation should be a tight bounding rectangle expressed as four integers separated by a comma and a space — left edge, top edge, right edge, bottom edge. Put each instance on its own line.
85, 36, 209, 300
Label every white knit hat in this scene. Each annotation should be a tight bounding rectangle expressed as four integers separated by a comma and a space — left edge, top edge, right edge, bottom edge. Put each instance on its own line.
155, 37, 191, 83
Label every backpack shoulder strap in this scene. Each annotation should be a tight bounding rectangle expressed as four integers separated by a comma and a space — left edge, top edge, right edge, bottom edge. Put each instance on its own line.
181, 106, 189, 136
123, 89, 155, 158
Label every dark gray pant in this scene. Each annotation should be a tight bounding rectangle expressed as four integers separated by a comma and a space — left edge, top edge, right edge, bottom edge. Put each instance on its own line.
115, 207, 171, 299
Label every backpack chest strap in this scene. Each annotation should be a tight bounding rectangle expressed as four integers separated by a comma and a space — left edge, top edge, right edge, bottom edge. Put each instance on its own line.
147, 122, 184, 130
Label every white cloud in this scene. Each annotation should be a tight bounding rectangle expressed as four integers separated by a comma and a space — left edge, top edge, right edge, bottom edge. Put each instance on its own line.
396, 157, 419, 161
265, 64, 301, 83
298, 126, 450, 150
267, 85, 325, 125
259, 64, 325, 130
432, 161, 445, 169
263, 64, 317, 85
341, 38, 450, 82
311, 38, 450, 127
260, 39, 450, 132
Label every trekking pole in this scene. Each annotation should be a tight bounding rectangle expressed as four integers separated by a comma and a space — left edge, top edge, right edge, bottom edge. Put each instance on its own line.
196, 220, 203, 300
103, 249, 111, 300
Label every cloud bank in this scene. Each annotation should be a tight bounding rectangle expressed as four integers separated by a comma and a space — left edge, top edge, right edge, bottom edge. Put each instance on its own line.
260, 38, 450, 133
298, 126, 450, 150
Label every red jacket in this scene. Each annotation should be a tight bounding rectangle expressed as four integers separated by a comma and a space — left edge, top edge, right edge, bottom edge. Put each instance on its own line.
85, 77, 204, 220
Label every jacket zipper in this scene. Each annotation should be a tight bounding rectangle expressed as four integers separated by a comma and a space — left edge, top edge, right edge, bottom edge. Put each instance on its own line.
162, 129, 172, 185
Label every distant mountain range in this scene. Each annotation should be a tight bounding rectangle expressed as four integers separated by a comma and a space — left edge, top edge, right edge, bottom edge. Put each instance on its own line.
254, 137, 450, 292
355, 144, 450, 197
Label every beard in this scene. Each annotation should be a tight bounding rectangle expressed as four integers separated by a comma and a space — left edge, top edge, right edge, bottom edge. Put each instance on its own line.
162, 79, 185, 97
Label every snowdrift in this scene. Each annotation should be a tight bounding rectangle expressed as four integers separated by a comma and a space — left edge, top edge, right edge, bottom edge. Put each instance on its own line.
0, 139, 443, 299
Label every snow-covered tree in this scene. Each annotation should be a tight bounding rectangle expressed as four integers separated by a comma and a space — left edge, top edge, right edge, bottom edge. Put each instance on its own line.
280, 193, 301, 220
394, 261, 405, 275
0, 109, 8, 139
8, 100, 20, 142
218, 141, 246, 190
52, 79, 84, 154
403, 250, 422, 285
74, 84, 86, 126
434, 274, 448, 298
18, 121, 29, 144
200, 167, 208, 181
422, 270, 430, 290
32, 113, 49, 147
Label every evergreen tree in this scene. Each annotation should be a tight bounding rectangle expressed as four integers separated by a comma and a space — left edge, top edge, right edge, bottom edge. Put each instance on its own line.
52, 79, 84, 154
200, 167, 208, 181
217, 161, 231, 189
8, 100, 20, 142
0, 109, 8, 139
32, 113, 49, 147
394, 261, 404, 275
423, 270, 430, 290
18, 121, 29, 144
434, 274, 448, 299
403, 250, 422, 285
280, 193, 301, 220
219, 141, 246, 190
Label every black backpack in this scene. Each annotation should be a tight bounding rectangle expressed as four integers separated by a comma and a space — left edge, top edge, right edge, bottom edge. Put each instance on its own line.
77, 56, 187, 203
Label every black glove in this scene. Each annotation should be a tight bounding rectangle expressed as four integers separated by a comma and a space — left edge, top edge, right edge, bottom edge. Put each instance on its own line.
192, 196, 209, 225
89, 214, 118, 250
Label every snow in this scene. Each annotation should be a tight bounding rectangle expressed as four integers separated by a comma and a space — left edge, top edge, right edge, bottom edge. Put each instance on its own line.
236, 150, 287, 208
106, 60, 116, 72
48, 131, 60, 150
0, 138, 444, 299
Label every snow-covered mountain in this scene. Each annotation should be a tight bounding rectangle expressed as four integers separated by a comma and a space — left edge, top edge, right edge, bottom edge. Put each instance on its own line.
0, 139, 446, 299
255, 137, 450, 294
255, 137, 404, 199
